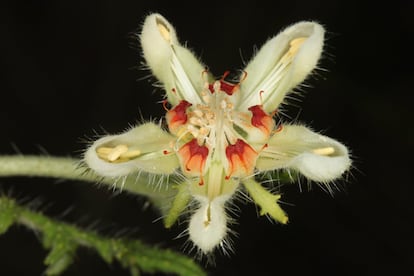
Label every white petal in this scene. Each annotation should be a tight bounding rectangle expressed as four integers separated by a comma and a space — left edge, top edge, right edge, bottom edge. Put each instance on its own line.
238, 22, 324, 112
140, 13, 207, 105
188, 195, 229, 254
84, 123, 179, 177
256, 125, 351, 182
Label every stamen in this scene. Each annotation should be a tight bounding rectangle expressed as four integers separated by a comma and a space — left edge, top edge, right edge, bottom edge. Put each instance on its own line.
240, 70, 248, 82
312, 147, 335, 156
156, 18, 171, 42
96, 144, 141, 162
274, 124, 283, 133
162, 99, 169, 111
107, 145, 128, 161
204, 204, 211, 226
288, 37, 307, 57
220, 71, 231, 81
120, 149, 142, 159
193, 109, 203, 118
259, 90, 265, 105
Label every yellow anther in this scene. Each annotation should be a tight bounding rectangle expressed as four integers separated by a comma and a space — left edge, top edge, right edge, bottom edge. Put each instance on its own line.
96, 144, 141, 163
312, 147, 335, 156
204, 205, 212, 227
156, 18, 171, 43
288, 37, 307, 57
202, 94, 211, 104
189, 117, 202, 126
120, 149, 141, 159
193, 109, 204, 118
96, 147, 112, 155
107, 144, 129, 162
199, 127, 209, 136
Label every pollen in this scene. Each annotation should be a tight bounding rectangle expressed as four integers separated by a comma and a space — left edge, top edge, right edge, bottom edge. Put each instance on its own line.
287, 37, 307, 57
156, 18, 171, 43
96, 144, 141, 163
312, 146, 335, 156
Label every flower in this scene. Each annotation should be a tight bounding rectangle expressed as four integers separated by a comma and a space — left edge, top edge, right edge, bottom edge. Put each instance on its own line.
84, 13, 351, 254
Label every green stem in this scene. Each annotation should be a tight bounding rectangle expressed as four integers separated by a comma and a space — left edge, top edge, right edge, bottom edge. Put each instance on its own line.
0, 196, 206, 276
0, 155, 175, 202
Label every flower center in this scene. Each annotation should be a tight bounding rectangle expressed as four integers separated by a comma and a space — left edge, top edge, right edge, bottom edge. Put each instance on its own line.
188, 80, 237, 147
167, 75, 275, 186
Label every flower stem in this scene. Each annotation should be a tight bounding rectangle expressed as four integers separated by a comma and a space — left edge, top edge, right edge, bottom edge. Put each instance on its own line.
0, 155, 175, 202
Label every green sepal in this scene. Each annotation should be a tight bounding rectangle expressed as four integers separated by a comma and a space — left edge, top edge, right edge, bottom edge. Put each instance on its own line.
242, 178, 288, 224
164, 182, 191, 228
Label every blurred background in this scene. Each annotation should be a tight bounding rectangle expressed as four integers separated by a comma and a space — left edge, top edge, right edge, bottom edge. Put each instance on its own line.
0, 1, 412, 275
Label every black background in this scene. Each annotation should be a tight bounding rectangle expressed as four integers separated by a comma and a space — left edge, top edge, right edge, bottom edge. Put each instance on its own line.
1, 1, 413, 275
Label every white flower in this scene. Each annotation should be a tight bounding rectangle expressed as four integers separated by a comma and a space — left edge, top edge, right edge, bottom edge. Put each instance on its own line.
84, 13, 351, 254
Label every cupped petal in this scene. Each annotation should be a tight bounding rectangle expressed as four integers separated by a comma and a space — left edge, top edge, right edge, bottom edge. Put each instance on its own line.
140, 13, 209, 105
84, 123, 179, 177
188, 195, 229, 254
238, 22, 324, 112
256, 125, 351, 182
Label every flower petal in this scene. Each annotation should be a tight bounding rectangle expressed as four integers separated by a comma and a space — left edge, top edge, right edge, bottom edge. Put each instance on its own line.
256, 125, 351, 182
238, 22, 324, 112
84, 123, 179, 177
140, 13, 208, 105
188, 195, 229, 253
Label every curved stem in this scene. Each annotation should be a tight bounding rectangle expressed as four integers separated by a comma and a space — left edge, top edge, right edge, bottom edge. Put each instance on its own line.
0, 196, 206, 276
0, 155, 175, 202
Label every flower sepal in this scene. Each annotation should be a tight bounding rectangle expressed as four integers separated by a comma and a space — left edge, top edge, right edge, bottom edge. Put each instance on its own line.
243, 178, 288, 224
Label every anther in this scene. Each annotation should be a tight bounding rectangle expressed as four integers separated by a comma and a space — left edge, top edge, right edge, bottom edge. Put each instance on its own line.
288, 37, 307, 57
107, 145, 128, 161
189, 117, 202, 126
97, 144, 141, 162
312, 147, 335, 156
156, 18, 171, 43
193, 109, 203, 118
204, 205, 212, 226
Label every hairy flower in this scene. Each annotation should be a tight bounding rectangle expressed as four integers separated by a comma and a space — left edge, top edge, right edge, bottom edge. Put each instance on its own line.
84, 13, 351, 254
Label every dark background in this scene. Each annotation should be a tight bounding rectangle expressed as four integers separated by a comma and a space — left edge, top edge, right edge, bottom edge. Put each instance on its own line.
1, 1, 413, 275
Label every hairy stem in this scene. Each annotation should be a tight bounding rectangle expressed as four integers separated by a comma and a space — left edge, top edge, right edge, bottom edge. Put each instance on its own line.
0, 155, 175, 203
0, 196, 206, 276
